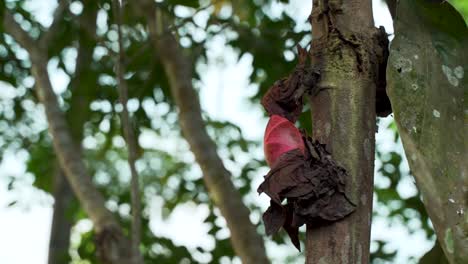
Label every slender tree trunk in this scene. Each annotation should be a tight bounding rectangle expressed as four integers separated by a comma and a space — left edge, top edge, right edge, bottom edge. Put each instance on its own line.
112, 1, 143, 263
131, 2, 269, 263
48, 169, 74, 264
47, 2, 98, 262
3, 7, 136, 264
306, 0, 384, 263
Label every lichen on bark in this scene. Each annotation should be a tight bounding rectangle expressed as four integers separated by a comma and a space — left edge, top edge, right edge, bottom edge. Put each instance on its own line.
305, 0, 389, 263
386, 1, 468, 263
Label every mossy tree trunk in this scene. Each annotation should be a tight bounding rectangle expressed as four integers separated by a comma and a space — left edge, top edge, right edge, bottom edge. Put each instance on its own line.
386, 1, 468, 263
306, 0, 386, 263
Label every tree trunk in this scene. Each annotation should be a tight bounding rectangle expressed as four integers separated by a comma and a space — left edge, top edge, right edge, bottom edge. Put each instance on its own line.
131, 2, 270, 263
419, 241, 449, 264
47, 3, 100, 262
3, 7, 136, 264
386, 1, 468, 262
112, 1, 143, 262
48, 170, 74, 264
306, 0, 384, 263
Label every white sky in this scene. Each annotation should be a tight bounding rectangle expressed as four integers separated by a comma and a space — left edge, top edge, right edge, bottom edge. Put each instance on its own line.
0, 0, 433, 263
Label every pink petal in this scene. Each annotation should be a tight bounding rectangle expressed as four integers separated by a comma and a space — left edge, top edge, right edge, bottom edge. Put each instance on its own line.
264, 115, 305, 167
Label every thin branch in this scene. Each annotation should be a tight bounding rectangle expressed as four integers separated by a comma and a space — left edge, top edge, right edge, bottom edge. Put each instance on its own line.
48, 3, 98, 262
39, 0, 71, 49
67, 1, 98, 140
124, 3, 212, 66
3, 13, 38, 55
4, 8, 136, 263
132, 2, 269, 263
2, 10, 136, 260
3, 9, 116, 230
112, 1, 143, 263
155, 3, 213, 37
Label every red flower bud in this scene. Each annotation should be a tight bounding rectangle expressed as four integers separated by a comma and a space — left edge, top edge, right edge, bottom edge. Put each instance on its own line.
264, 115, 305, 167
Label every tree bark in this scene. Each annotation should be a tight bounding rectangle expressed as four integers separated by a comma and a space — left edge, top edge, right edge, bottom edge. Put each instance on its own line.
132, 2, 269, 263
386, 1, 468, 262
419, 241, 449, 264
48, 2, 97, 262
306, 0, 383, 263
48, 169, 73, 264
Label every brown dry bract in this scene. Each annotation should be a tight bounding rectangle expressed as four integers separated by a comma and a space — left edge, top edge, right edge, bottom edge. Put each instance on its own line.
259, 47, 356, 250
261, 46, 320, 123
258, 135, 355, 250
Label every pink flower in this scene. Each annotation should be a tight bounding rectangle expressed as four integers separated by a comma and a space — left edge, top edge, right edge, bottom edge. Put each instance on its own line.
264, 115, 305, 167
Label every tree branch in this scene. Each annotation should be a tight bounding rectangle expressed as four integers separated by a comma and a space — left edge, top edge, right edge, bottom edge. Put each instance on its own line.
3, 10, 133, 264
48, 3, 98, 262
132, 2, 269, 263
3, 9, 116, 232
112, 1, 143, 263
3, 13, 38, 55
39, 0, 70, 49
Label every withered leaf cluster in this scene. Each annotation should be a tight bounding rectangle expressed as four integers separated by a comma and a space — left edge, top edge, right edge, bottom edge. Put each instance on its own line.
258, 136, 355, 250
259, 46, 355, 251
261, 46, 320, 123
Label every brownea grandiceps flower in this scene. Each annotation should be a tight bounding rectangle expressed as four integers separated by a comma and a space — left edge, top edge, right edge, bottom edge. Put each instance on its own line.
259, 47, 355, 250
259, 124, 355, 250
264, 115, 305, 167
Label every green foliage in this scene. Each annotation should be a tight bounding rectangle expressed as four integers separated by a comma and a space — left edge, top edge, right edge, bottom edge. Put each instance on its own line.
27, 139, 56, 192
167, 0, 200, 9
449, 0, 468, 25
76, 212, 197, 263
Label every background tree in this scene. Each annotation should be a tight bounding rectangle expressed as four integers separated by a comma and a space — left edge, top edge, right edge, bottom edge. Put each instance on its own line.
387, 1, 467, 263
0, 0, 466, 263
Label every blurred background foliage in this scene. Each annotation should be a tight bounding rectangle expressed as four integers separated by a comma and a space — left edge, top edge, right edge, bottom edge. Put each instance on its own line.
0, 0, 446, 263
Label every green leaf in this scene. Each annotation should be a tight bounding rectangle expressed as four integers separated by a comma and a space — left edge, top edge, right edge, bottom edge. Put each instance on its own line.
448, 0, 468, 25
167, 0, 200, 8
